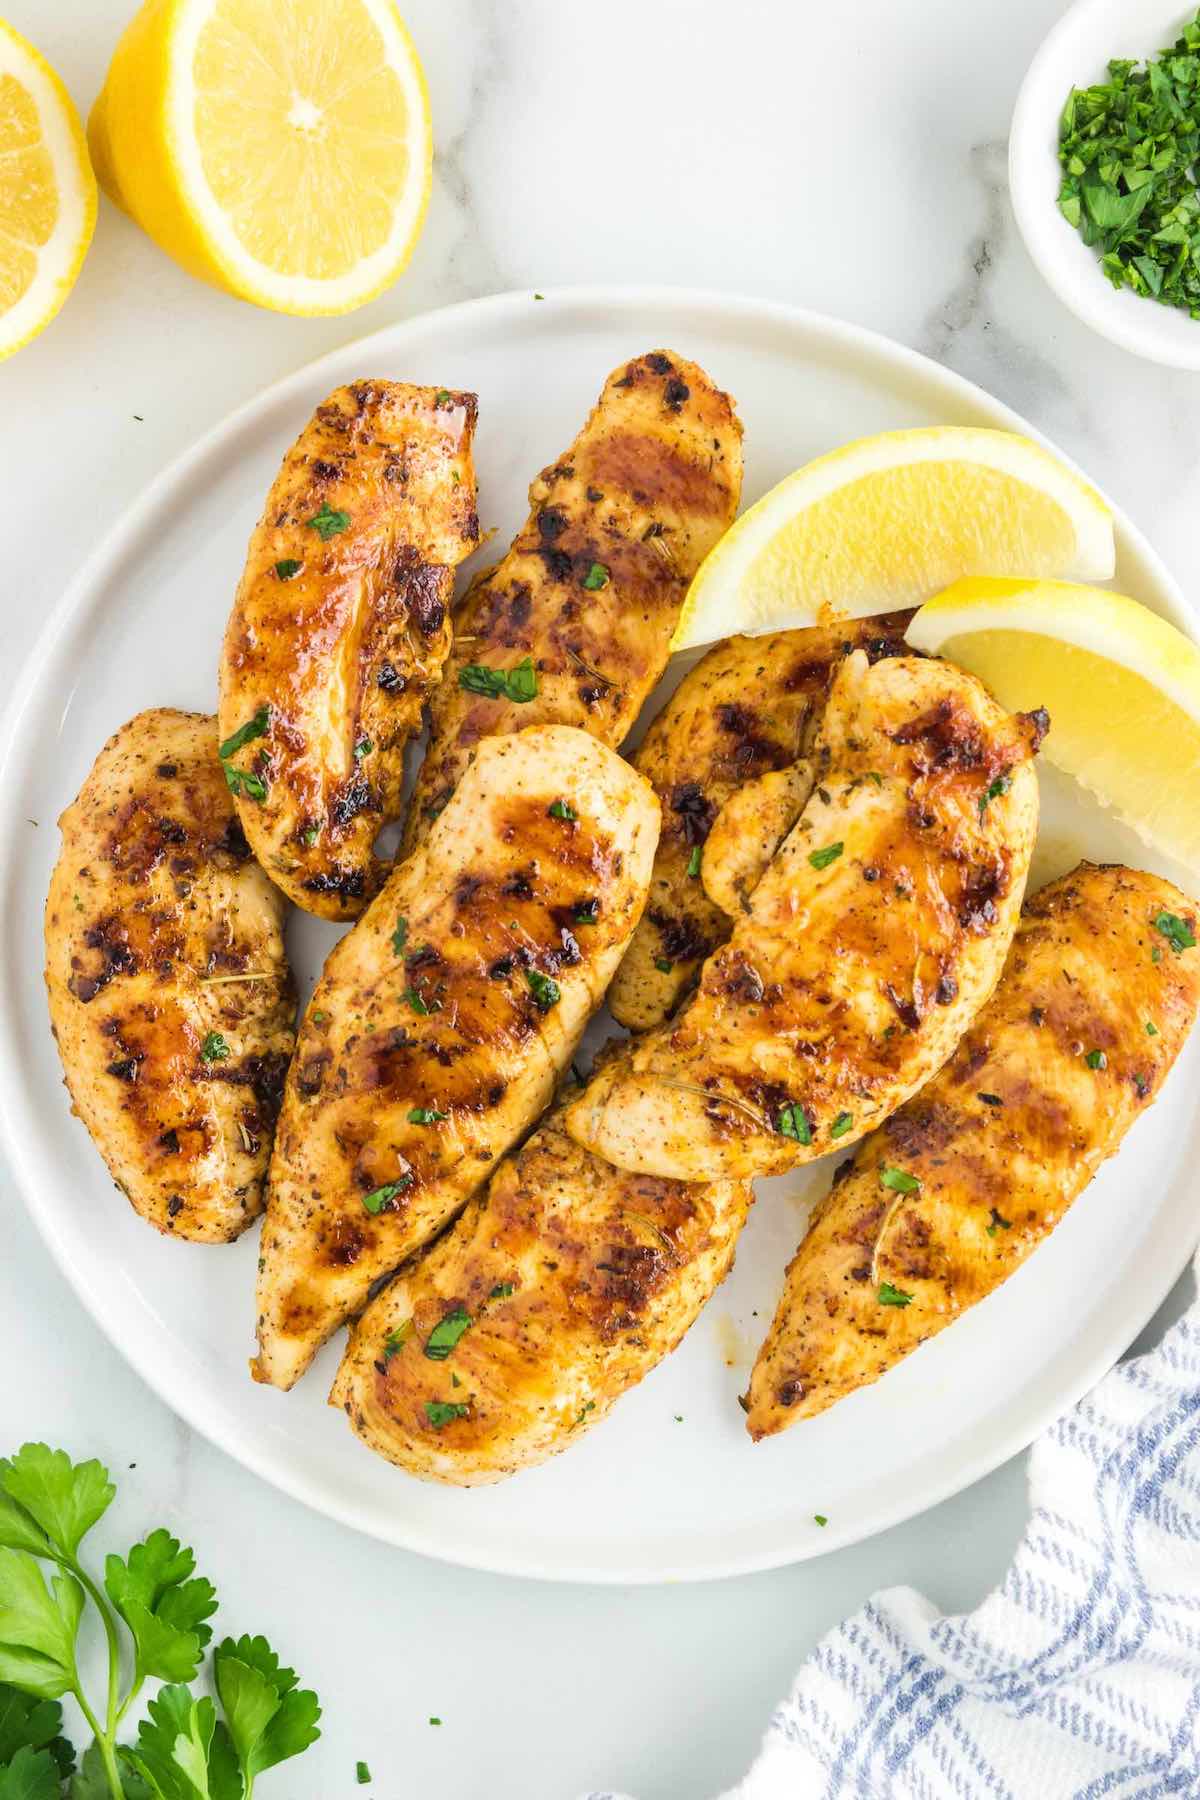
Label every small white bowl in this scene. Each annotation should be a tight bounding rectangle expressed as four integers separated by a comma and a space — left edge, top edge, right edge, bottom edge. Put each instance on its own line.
1010, 0, 1200, 369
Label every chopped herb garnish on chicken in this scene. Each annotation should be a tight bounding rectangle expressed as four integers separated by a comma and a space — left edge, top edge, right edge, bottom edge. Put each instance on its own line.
582, 562, 610, 590
382, 1320, 413, 1359
814, 1514, 828, 1526
403, 986, 442, 1015
362, 1178, 411, 1214
357, 1762, 372, 1784
434, 389, 452, 408
223, 764, 267, 802
808, 842, 843, 870
777, 1103, 812, 1144
526, 968, 561, 1011
408, 1106, 447, 1125
687, 845, 702, 878
424, 1401, 469, 1429
878, 1281, 913, 1307
459, 656, 539, 703
424, 1305, 473, 1360
1085, 1048, 1107, 1069
548, 799, 577, 821
978, 773, 1012, 819
880, 1165, 921, 1193
654, 957, 673, 974
218, 706, 270, 760
978, 1092, 1003, 1107
574, 899, 599, 926
490, 1282, 514, 1300
392, 916, 409, 953
986, 1207, 1012, 1237
200, 1030, 230, 1062
354, 738, 372, 760
1146, 1020, 1159, 1036
308, 502, 351, 539
275, 558, 302, 581
829, 1111, 853, 1138
1155, 910, 1196, 954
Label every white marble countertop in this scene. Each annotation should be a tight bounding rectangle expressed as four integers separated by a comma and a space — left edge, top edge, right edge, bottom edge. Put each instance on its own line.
4, 1, 1199, 1795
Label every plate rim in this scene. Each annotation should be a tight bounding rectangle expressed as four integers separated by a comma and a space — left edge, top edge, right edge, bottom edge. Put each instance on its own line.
2, 282, 1196, 1584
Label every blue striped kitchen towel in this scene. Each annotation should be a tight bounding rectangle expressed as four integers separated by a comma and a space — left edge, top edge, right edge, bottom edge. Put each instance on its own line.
592, 1261, 1200, 1798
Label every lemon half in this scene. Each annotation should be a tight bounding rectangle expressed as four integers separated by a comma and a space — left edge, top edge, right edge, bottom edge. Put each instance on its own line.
907, 577, 1200, 875
672, 427, 1116, 652
89, 0, 432, 316
0, 18, 96, 361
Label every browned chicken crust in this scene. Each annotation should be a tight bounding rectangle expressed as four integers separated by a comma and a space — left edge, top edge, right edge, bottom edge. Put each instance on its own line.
745, 863, 1200, 1438
253, 725, 660, 1390
331, 1090, 751, 1484
401, 350, 742, 851
608, 615, 913, 1031
219, 381, 479, 921
44, 710, 296, 1243
567, 653, 1046, 1181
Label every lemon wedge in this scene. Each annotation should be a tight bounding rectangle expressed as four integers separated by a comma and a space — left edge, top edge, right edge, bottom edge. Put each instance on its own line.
0, 18, 96, 361
88, 0, 432, 316
671, 427, 1115, 652
907, 577, 1200, 874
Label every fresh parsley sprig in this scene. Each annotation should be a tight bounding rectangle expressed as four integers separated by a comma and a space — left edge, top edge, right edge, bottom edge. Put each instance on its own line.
0, 1445, 320, 1800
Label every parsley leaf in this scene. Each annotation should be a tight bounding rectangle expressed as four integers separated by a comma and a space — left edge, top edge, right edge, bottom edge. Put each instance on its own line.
217, 709, 269, 763
213, 1635, 321, 1787
525, 969, 560, 1011
1155, 910, 1196, 954
357, 1763, 371, 1785
273, 561, 301, 582
878, 1282, 913, 1308
0, 1551, 84, 1700
1146, 1019, 1159, 1036
424, 1307, 473, 1361
582, 563, 610, 591
978, 773, 1011, 820
573, 899, 599, 926
121, 1682, 239, 1800
307, 504, 350, 541
987, 1208, 1012, 1237
222, 766, 267, 803
0, 1686, 74, 1783
407, 1108, 446, 1126
686, 846, 702, 878
391, 917, 408, 954
403, 988, 441, 1016
382, 1321, 413, 1362
654, 958, 673, 974
808, 842, 843, 871
1085, 1048, 1107, 1070
880, 1165, 921, 1194
104, 1530, 216, 1685
200, 1032, 229, 1064
362, 1180, 411, 1215
777, 1104, 812, 1144
0, 1742, 64, 1798
458, 657, 539, 704
829, 1112, 853, 1139
424, 1402, 469, 1430
813, 1515, 828, 1528
489, 1283, 514, 1300
0, 1446, 114, 1559
548, 800, 577, 822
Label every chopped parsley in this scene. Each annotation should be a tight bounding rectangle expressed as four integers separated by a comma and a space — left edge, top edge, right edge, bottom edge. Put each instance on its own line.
312, 1010, 327, 1023
1058, 18, 1200, 317
1134, 1072, 1150, 1097
878, 1281, 913, 1307
218, 706, 270, 761
459, 656, 539, 703
408, 1106, 447, 1125
574, 899, 599, 926
655, 957, 673, 974
986, 1208, 1012, 1237
362, 1178, 412, 1215
382, 1320, 413, 1360
829, 1111, 854, 1139
392, 916, 409, 953
429, 1717, 443, 1727
549, 799, 577, 821
1152, 946, 1163, 964
357, 1762, 371, 1785
687, 845, 703, 878
777, 1103, 813, 1144
582, 562, 610, 590
274, 558, 302, 581
424, 1305, 473, 1360
307, 502, 351, 540
573, 1400, 596, 1426
403, 987, 442, 1015
808, 842, 844, 871
880, 1165, 921, 1194
424, 1401, 469, 1429
434, 389, 453, 408
978, 1092, 1003, 1107
490, 1282, 514, 1300
200, 1030, 230, 1062
1155, 910, 1196, 954
301, 825, 319, 846
526, 968, 561, 1011
1146, 1020, 1159, 1036
978, 773, 1011, 819
354, 737, 372, 761
223, 765, 267, 802
865, 771, 883, 787
813, 1514, 828, 1527
1085, 1048, 1107, 1070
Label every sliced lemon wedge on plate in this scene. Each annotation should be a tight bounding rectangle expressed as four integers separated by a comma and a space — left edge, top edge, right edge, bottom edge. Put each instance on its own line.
907, 576, 1200, 875
89, 0, 432, 316
0, 18, 96, 361
671, 426, 1116, 651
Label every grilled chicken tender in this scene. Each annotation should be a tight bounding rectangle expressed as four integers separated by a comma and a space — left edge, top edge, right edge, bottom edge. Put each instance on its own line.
219, 381, 479, 921
401, 350, 742, 852
253, 725, 660, 1390
567, 653, 1046, 1182
608, 616, 913, 1031
332, 1089, 752, 1483
745, 863, 1200, 1438
44, 710, 296, 1243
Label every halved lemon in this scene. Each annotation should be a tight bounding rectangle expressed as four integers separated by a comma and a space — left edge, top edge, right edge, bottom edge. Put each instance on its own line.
0, 19, 96, 361
671, 427, 1116, 652
907, 577, 1200, 874
88, 0, 432, 316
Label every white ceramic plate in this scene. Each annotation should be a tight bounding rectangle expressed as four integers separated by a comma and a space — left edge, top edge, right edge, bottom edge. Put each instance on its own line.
3, 287, 1198, 1584
1010, 0, 1200, 369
